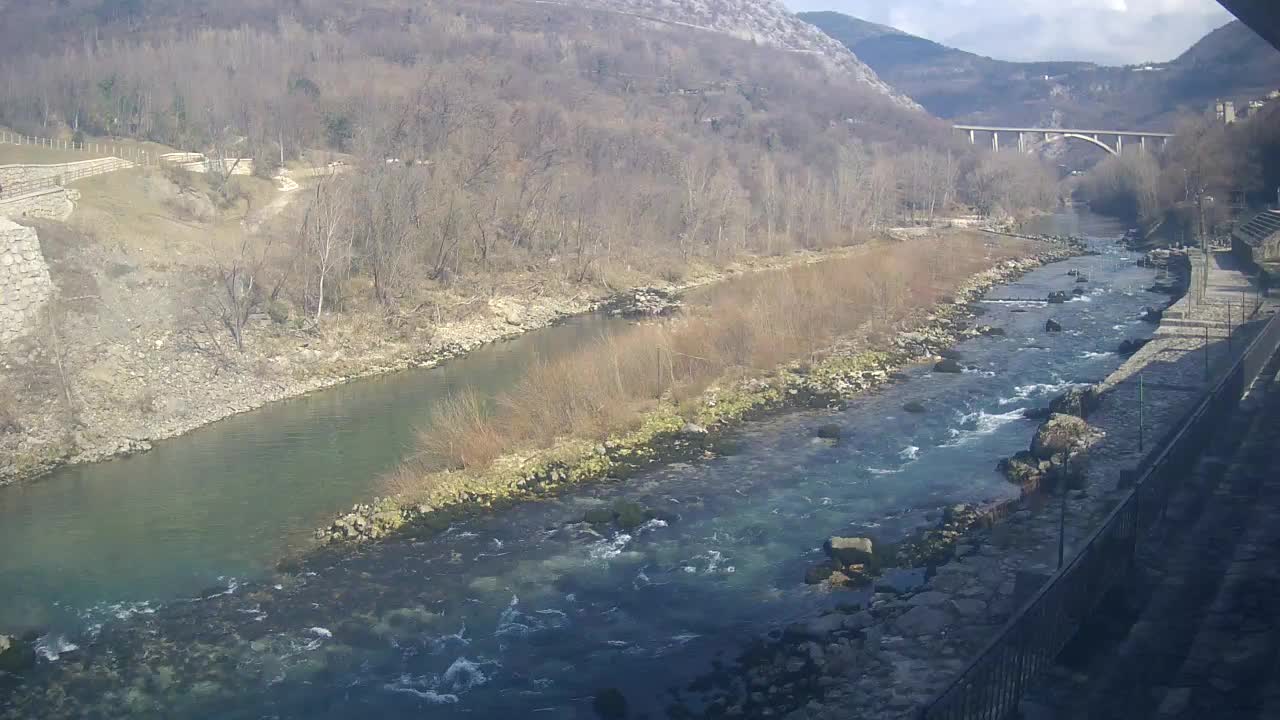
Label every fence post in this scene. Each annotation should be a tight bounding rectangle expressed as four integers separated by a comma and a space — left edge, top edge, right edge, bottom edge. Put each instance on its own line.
1204, 325, 1211, 382
1138, 373, 1145, 453
1228, 301, 1233, 354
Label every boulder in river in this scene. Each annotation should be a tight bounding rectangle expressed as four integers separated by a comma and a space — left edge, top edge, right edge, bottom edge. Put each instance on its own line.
1072, 287, 1086, 296
998, 451, 1047, 487
613, 500, 651, 530
1047, 291, 1068, 304
815, 424, 842, 440
824, 536, 874, 566
0, 635, 36, 674
606, 288, 681, 318
1031, 414, 1100, 460
1022, 406, 1053, 421
978, 325, 1007, 337
1049, 386, 1100, 418
1067, 269, 1081, 277
933, 358, 963, 374
937, 348, 964, 361
593, 688, 629, 720
1118, 338, 1151, 356
1075, 276, 1089, 283
902, 401, 927, 414
1044, 319, 1063, 332
1140, 306, 1163, 324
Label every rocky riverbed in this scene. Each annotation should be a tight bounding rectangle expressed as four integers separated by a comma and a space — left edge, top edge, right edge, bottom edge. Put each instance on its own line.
2, 214, 1189, 720
663, 248, 1275, 720
321, 238, 1085, 543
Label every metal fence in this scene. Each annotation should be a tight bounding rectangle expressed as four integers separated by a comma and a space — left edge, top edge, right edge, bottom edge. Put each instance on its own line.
920, 307, 1280, 720
0, 130, 153, 166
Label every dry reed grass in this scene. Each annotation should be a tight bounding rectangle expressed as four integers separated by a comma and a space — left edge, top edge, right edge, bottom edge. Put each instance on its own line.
404, 232, 1031, 482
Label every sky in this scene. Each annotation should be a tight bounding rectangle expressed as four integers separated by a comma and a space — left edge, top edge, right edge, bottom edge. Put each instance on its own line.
784, 0, 1236, 65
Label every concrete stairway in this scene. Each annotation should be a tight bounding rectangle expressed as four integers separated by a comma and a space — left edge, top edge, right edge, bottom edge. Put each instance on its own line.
1154, 373, 1280, 719
1235, 210, 1280, 245
1023, 352, 1280, 720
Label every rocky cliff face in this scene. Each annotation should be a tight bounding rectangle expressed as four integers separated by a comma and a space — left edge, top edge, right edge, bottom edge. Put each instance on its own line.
557, 0, 921, 109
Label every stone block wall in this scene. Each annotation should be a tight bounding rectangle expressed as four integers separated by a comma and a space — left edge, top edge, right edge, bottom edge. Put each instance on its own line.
0, 217, 53, 344
0, 187, 76, 221
0, 158, 134, 189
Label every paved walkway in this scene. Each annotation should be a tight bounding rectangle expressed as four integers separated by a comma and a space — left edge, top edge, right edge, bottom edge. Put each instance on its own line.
1021, 346, 1280, 720
1016, 249, 1280, 719
783, 250, 1280, 719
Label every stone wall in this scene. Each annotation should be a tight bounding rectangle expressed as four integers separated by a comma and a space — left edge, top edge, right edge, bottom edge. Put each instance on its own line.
0, 187, 76, 221
0, 158, 134, 188
0, 217, 53, 344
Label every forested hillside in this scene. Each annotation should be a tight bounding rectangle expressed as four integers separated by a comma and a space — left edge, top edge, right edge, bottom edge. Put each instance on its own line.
0, 0, 1060, 483
1, 0, 1055, 288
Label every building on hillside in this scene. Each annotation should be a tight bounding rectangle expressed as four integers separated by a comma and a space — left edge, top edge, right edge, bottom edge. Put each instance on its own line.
1215, 99, 1238, 124
1231, 209, 1280, 284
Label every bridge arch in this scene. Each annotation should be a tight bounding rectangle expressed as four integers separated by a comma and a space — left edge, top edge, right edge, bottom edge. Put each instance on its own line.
954, 125, 1172, 157
1051, 133, 1118, 156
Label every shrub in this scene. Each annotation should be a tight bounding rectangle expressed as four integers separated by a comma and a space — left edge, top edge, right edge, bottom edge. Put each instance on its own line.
404, 232, 1031, 476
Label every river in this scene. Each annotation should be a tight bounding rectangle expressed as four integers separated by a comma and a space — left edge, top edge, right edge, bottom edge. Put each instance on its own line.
0, 210, 1161, 718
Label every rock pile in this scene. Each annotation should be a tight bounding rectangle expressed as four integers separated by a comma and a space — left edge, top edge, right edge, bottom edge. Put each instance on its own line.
604, 287, 681, 317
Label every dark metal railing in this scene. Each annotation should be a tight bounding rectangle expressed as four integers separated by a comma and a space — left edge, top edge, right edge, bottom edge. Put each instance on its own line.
920, 307, 1280, 720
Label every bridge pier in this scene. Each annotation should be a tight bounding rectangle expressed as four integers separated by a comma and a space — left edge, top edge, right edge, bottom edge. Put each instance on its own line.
952, 125, 1173, 157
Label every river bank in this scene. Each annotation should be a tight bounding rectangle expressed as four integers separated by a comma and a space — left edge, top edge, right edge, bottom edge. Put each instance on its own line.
0, 244, 872, 487
322, 235, 1085, 543
0, 211, 1174, 719
677, 250, 1280, 719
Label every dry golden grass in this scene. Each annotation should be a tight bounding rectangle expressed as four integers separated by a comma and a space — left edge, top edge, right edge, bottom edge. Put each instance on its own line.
68, 168, 278, 267
411, 231, 1032, 474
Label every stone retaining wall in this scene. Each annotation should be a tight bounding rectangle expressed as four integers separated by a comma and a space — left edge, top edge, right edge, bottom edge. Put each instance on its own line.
0, 158, 133, 189
0, 217, 53, 344
0, 187, 76, 221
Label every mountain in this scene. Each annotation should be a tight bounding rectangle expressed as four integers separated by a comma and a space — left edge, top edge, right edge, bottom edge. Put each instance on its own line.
550, 0, 920, 109
0, 0, 917, 112
800, 12, 1280, 129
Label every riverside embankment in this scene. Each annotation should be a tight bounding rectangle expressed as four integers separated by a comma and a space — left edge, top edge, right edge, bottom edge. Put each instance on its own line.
0, 245, 856, 486
0, 209, 1185, 720
674, 245, 1279, 720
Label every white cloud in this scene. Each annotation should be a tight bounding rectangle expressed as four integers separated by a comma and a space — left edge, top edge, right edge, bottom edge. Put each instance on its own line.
785, 0, 1235, 65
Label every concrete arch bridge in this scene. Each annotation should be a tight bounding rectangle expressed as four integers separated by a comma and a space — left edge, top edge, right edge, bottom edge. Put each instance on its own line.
954, 125, 1175, 156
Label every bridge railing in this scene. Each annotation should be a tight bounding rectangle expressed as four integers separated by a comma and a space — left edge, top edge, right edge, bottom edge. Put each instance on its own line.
919, 306, 1280, 720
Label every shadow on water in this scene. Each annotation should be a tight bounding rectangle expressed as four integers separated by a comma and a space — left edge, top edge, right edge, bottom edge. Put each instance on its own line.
0, 210, 1174, 719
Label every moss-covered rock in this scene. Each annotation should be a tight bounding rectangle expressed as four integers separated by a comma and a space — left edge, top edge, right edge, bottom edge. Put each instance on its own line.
0, 634, 36, 674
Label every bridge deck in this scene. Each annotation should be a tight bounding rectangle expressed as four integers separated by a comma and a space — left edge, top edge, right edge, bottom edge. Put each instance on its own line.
953, 124, 1174, 138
